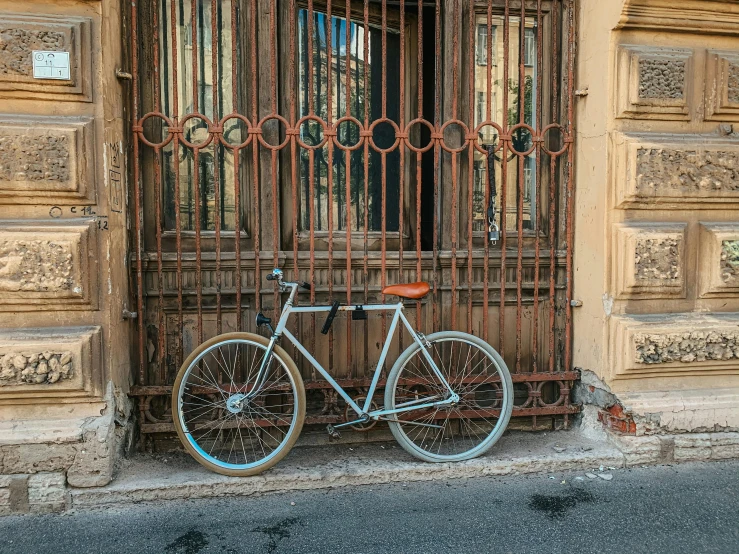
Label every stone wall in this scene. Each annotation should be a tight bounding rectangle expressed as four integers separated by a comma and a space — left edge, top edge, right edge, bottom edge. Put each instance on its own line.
574, 0, 739, 433
0, 0, 132, 508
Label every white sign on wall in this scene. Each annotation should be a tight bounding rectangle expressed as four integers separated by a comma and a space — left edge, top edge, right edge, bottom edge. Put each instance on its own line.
32, 51, 71, 80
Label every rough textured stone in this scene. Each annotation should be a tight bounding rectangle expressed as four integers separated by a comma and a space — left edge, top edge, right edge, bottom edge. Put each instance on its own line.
720, 240, 739, 284
27, 472, 66, 513
0, 238, 76, 293
0, 27, 65, 79
0, 130, 71, 184
636, 148, 739, 196
634, 237, 681, 281
0, 443, 76, 474
638, 58, 686, 99
634, 330, 739, 365
728, 62, 739, 104
0, 351, 74, 386
66, 411, 116, 488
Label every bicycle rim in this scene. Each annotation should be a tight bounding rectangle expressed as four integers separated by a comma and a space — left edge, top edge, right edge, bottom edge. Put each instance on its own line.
175, 337, 302, 472
385, 332, 513, 462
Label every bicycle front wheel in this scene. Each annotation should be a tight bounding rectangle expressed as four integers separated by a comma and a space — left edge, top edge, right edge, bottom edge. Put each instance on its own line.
384, 331, 513, 462
172, 332, 305, 476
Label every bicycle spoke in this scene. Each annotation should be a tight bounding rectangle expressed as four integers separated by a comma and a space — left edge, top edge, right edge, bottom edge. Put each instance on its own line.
177, 338, 302, 471
389, 335, 510, 460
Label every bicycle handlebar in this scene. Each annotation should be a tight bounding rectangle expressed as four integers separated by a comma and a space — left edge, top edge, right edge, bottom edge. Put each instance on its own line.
266, 270, 311, 291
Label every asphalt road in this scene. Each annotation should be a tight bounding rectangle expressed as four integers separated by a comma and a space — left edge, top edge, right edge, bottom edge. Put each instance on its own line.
1, 461, 737, 554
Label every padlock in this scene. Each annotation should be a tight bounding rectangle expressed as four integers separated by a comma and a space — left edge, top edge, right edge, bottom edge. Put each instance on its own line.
488, 221, 500, 244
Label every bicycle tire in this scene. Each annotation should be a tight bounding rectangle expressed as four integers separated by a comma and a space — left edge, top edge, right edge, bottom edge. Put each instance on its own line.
384, 331, 513, 462
172, 332, 305, 476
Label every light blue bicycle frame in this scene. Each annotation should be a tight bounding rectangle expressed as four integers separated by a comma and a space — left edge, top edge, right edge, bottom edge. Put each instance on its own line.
248, 275, 458, 424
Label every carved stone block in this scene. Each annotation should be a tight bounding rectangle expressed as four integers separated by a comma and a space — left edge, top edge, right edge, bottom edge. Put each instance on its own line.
704, 50, 739, 122
613, 223, 687, 299
698, 223, 739, 298
0, 326, 102, 400
609, 313, 739, 381
616, 45, 693, 120
0, 220, 98, 310
613, 133, 739, 208
0, 115, 95, 204
0, 13, 91, 102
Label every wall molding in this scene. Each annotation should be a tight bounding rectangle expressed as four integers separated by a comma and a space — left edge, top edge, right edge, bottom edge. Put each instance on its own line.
618, 0, 739, 36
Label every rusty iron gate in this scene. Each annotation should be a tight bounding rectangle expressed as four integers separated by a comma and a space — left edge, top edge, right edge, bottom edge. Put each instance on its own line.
128, 0, 579, 440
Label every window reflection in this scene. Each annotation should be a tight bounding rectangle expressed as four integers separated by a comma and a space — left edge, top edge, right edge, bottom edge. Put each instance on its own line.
297, 10, 401, 234
473, 15, 538, 233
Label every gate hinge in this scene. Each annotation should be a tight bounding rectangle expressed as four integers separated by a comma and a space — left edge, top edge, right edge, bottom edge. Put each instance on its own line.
570, 299, 583, 308
116, 68, 133, 81
574, 88, 589, 97
122, 309, 138, 320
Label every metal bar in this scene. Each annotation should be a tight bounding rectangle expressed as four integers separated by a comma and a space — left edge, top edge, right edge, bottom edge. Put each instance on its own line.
450, 0, 458, 333
172, 0, 184, 366
482, 0, 493, 345
499, 0, 510, 359
250, 0, 261, 320
415, 0, 423, 331
466, 0, 473, 336
515, 0, 526, 374
532, 0, 543, 374
432, 0, 440, 336
380, 0, 388, 374
231, 0, 242, 332
290, 0, 299, 356
152, 0, 166, 382
363, 0, 370, 374
549, 0, 561, 373
398, 0, 405, 351
270, 0, 280, 324
131, 0, 146, 383
345, 0, 353, 376
564, 0, 576, 373
326, 0, 335, 377
212, 0, 222, 336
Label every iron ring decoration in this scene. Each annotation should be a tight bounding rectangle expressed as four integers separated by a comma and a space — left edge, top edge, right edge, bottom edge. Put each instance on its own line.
332, 116, 365, 152
403, 118, 437, 154
540, 123, 569, 156
368, 118, 401, 153
471, 121, 506, 155
439, 119, 471, 153
178, 113, 215, 149
216, 113, 254, 150
295, 114, 329, 150
257, 114, 292, 150
507, 123, 537, 157
534, 380, 566, 408
136, 112, 176, 149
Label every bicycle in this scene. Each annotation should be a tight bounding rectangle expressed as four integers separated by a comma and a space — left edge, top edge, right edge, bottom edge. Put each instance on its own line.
173, 268, 513, 476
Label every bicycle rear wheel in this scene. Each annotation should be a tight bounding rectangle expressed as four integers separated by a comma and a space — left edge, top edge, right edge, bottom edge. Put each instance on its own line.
172, 333, 305, 476
384, 331, 513, 462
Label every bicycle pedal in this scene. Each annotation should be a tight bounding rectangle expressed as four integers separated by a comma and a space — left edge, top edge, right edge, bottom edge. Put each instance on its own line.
326, 424, 341, 440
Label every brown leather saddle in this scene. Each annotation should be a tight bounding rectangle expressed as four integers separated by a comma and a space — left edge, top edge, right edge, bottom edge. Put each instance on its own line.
381, 281, 430, 300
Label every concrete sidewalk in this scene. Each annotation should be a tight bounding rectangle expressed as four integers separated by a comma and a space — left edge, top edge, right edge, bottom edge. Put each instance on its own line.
71, 430, 625, 509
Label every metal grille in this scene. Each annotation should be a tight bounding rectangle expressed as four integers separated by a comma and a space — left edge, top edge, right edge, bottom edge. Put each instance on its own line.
128, 0, 579, 438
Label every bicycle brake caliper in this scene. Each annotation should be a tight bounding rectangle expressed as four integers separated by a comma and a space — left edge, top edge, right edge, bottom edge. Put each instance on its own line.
417, 332, 432, 349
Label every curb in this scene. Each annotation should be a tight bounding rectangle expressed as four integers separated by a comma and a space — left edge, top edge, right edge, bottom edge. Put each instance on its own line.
70, 432, 625, 508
